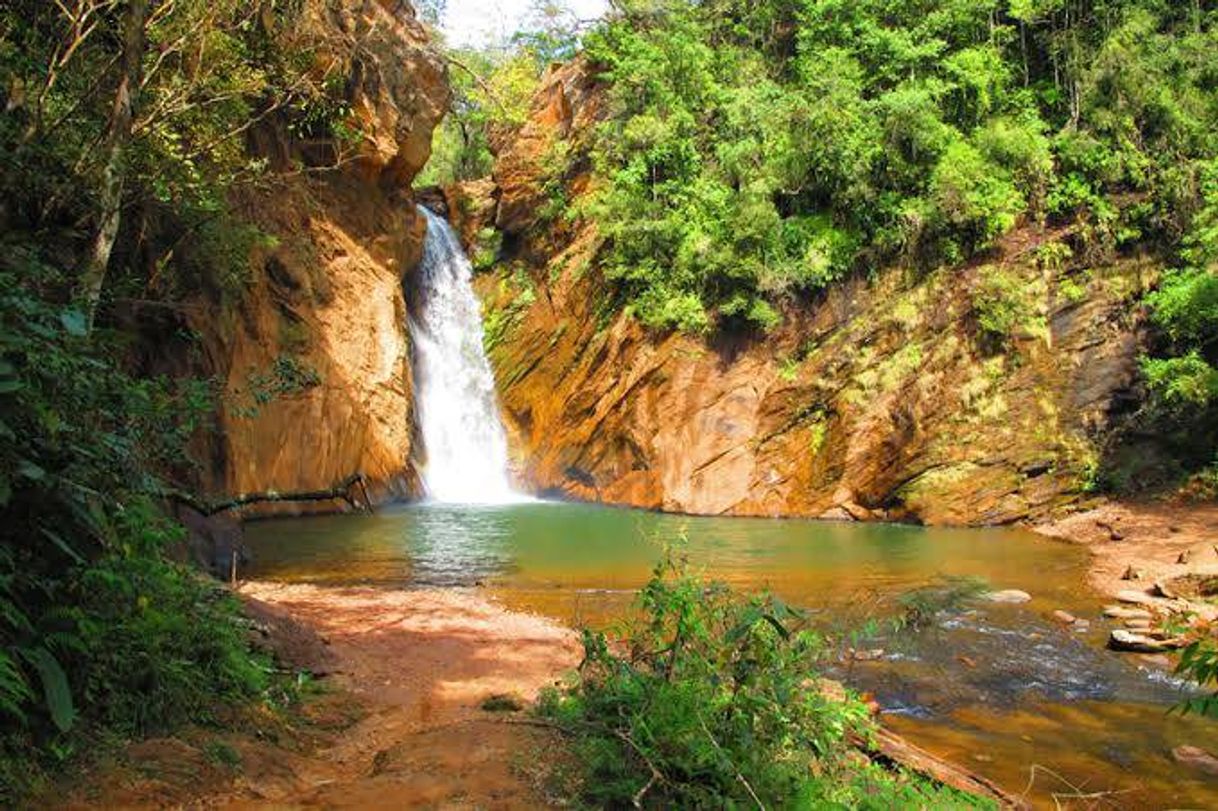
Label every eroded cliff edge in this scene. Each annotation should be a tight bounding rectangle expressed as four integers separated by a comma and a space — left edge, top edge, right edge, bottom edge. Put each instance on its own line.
187, 0, 448, 505
456, 61, 1152, 526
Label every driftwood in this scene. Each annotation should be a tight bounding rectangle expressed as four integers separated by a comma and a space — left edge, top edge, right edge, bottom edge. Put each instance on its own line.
170, 472, 373, 516
858, 727, 1030, 810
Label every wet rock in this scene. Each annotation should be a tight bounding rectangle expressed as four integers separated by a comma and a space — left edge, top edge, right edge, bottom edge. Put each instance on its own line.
1051, 610, 1077, 625
839, 500, 875, 522
1115, 589, 1156, 606
1138, 654, 1173, 669
985, 589, 1032, 604
1108, 630, 1186, 653
1172, 745, 1218, 776
819, 506, 857, 522
1108, 630, 1165, 653
1104, 606, 1153, 620
849, 648, 886, 662
1124, 618, 1153, 630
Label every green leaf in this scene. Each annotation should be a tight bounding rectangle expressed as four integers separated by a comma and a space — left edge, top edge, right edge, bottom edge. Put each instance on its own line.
23, 648, 75, 732
0, 380, 21, 394
60, 310, 88, 337
41, 528, 84, 565
17, 460, 46, 482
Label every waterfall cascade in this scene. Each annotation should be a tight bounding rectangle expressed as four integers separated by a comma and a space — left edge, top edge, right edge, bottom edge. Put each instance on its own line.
410, 206, 520, 504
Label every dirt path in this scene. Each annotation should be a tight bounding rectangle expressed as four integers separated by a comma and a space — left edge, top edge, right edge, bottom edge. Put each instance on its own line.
60, 584, 582, 810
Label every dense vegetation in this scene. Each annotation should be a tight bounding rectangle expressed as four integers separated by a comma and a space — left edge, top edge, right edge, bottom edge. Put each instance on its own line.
577, 0, 1218, 336
436, 0, 1218, 487
0, 0, 349, 797
540, 553, 991, 807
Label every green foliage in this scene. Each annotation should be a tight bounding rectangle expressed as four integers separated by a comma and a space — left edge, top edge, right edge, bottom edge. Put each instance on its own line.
0, 250, 264, 799
555, 0, 1218, 333
415, 48, 544, 188
540, 551, 992, 808
1140, 353, 1218, 409
971, 268, 1033, 352
1175, 637, 1218, 718
0, 0, 357, 311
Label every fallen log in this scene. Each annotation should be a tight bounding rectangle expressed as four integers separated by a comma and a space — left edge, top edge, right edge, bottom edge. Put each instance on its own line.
168, 473, 372, 516
857, 727, 1031, 810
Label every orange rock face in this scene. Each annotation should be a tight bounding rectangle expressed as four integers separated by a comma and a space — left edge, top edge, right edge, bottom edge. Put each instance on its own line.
466, 61, 1151, 526
189, 0, 449, 510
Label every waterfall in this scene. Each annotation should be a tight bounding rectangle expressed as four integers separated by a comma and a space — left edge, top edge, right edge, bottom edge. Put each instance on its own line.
410, 206, 520, 504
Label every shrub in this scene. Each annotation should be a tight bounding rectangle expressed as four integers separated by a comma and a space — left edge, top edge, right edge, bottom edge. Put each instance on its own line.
539, 552, 992, 808
971, 269, 1032, 352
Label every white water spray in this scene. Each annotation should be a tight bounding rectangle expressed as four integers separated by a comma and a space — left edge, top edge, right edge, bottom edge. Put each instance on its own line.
410, 206, 521, 504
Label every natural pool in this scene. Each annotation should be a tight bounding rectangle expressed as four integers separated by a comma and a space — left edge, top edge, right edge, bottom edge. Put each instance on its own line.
244, 501, 1218, 808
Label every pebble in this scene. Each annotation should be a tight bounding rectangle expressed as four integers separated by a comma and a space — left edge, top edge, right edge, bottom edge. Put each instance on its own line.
1052, 610, 1077, 625
1172, 745, 1218, 776
1124, 618, 1153, 630
1121, 565, 1143, 581
986, 589, 1032, 604
1177, 550, 1192, 564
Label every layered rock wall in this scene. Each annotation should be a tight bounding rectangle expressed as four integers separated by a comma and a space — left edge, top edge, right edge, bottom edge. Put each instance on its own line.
190, 0, 448, 508
463, 61, 1151, 525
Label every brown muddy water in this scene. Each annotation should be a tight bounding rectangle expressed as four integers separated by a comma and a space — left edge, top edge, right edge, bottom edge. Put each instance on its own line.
244, 501, 1218, 808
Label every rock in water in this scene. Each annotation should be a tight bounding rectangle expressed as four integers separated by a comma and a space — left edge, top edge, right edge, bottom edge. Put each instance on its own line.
1051, 610, 1077, 625
1108, 630, 1186, 653
1172, 746, 1218, 776
985, 589, 1032, 604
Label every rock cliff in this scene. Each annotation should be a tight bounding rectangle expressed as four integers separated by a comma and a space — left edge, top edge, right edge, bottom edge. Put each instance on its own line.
191, 0, 448, 507
461, 61, 1152, 525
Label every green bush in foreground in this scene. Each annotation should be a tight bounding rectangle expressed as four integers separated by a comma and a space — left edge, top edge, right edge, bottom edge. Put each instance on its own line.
539, 553, 992, 809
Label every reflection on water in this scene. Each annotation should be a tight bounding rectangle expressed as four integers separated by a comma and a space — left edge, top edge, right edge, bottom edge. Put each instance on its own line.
244, 501, 1218, 809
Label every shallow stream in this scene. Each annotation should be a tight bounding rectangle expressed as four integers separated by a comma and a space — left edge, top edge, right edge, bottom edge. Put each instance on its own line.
245, 502, 1218, 808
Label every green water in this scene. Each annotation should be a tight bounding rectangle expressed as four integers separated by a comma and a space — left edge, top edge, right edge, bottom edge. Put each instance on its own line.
244, 502, 1218, 808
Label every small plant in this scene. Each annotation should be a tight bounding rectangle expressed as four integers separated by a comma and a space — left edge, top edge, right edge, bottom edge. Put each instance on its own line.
203, 740, 242, 769
897, 576, 990, 630
971, 269, 1033, 353
538, 550, 992, 808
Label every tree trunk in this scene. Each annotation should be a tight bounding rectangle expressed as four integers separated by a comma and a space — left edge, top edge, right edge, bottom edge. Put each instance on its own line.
78, 0, 149, 333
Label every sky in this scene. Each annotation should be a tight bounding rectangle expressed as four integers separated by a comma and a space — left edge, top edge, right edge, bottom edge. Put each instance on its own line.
441, 0, 610, 48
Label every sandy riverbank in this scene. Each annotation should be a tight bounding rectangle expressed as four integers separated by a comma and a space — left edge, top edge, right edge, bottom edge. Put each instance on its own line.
1036, 501, 1218, 614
